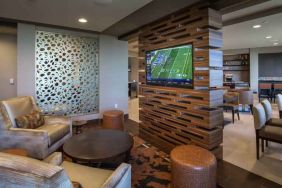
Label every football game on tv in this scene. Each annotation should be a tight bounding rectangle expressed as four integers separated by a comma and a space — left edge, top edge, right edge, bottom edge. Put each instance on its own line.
146, 44, 193, 88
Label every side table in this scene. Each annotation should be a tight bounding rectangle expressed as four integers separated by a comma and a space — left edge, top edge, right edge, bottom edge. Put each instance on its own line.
72, 120, 88, 134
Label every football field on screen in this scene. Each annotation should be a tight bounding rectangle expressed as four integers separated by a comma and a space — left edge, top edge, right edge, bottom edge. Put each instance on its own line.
150, 46, 192, 80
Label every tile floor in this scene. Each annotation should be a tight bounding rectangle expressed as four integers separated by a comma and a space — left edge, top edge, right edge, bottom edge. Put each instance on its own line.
128, 97, 282, 185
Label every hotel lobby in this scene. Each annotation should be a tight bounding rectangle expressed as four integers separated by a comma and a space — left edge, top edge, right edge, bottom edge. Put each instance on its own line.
0, 0, 282, 187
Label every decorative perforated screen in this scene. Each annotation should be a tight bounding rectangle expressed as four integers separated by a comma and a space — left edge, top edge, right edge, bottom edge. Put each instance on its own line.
35, 31, 99, 116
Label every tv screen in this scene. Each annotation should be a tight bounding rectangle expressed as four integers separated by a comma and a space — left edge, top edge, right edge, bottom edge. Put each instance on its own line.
146, 44, 193, 88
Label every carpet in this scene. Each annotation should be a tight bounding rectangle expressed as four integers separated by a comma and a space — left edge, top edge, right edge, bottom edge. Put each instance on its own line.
77, 122, 172, 188
130, 136, 171, 188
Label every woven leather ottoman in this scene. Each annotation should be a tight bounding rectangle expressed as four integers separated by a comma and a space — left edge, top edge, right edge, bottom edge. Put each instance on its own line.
102, 110, 124, 131
170, 145, 217, 188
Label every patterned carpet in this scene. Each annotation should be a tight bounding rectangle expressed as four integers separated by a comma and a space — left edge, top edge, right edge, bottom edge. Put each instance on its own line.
130, 136, 171, 188
78, 122, 172, 188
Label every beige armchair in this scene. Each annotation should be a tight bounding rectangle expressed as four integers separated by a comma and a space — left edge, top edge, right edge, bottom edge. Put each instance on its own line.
0, 152, 131, 188
0, 96, 72, 159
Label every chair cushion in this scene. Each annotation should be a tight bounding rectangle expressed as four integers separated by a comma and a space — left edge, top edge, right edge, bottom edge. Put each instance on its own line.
253, 104, 266, 130
37, 124, 69, 146
266, 118, 282, 127
62, 161, 113, 188
277, 94, 282, 111
1, 96, 35, 128
261, 99, 272, 121
259, 126, 282, 142
15, 110, 45, 129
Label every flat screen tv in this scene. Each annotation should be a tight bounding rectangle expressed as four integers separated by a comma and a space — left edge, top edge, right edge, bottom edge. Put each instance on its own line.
146, 44, 193, 88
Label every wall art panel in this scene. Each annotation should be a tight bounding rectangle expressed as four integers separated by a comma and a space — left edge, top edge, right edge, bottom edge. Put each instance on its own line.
35, 31, 99, 116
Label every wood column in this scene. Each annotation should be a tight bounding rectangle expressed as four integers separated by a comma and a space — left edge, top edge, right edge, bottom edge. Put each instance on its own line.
138, 2, 223, 158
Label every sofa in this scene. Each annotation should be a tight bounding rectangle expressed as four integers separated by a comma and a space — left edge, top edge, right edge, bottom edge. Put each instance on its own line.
0, 96, 72, 159
0, 152, 131, 188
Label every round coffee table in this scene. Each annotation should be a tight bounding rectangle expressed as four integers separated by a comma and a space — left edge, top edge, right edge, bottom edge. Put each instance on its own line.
63, 129, 134, 164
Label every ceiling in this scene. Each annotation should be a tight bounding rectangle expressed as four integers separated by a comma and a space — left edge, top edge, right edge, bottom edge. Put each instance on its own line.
222, 0, 282, 49
223, 0, 282, 23
0, 0, 152, 32
0, 0, 281, 50
223, 13, 282, 49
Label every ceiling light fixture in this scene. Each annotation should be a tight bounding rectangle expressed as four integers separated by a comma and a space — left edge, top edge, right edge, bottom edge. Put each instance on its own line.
274, 42, 279, 46
252, 24, 261, 29
265, 35, 272, 39
78, 18, 88, 23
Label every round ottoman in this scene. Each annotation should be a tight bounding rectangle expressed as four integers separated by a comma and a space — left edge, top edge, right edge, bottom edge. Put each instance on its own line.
170, 145, 217, 188
102, 110, 124, 131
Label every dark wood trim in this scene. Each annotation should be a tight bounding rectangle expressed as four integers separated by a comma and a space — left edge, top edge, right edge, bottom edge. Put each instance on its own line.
117, 1, 210, 40
211, 0, 270, 14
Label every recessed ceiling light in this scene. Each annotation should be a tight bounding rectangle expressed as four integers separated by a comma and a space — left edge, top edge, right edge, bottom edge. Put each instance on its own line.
252, 24, 261, 29
78, 18, 88, 23
274, 42, 279, 46
265, 35, 272, 39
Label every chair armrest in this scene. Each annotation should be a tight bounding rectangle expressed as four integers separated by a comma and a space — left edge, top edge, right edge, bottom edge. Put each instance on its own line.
43, 152, 63, 166
0, 152, 62, 178
0, 152, 73, 187
9, 127, 48, 136
102, 163, 131, 188
44, 115, 72, 126
0, 128, 49, 159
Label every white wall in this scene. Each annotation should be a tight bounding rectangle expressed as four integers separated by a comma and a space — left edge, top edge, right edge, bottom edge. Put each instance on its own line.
0, 33, 17, 100
224, 46, 282, 92
17, 24, 36, 97
99, 35, 128, 117
17, 23, 128, 119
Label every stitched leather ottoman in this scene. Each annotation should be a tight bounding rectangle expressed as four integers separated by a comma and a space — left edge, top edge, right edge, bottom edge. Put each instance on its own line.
102, 110, 124, 131
170, 145, 217, 188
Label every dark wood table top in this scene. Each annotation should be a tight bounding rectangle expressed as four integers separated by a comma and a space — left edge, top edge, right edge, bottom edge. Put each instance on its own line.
63, 129, 134, 163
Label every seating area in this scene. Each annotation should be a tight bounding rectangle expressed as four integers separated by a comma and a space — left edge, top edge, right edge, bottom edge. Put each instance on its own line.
0, 152, 131, 187
0, 96, 72, 159
253, 100, 282, 159
0, 0, 282, 187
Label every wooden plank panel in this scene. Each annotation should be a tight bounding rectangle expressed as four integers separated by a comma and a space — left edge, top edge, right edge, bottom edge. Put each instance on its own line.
138, 3, 223, 158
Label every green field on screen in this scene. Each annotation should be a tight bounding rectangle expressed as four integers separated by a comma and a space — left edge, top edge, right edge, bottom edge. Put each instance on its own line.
150, 46, 192, 80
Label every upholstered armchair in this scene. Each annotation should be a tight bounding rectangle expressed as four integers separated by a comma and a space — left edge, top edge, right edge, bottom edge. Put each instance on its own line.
0, 152, 131, 188
0, 96, 72, 159
223, 92, 240, 123
261, 99, 282, 127
253, 103, 282, 159
238, 90, 254, 114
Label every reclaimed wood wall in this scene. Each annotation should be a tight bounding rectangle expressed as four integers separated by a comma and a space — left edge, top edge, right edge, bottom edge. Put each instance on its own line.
138, 2, 224, 158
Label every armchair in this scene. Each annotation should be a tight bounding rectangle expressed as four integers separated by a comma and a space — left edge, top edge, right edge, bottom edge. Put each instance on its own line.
253, 103, 282, 159
0, 96, 72, 159
261, 99, 282, 127
223, 92, 240, 123
0, 152, 131, 188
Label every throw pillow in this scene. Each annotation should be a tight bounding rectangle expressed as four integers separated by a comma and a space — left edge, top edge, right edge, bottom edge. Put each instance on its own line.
15, 111, 45, 129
